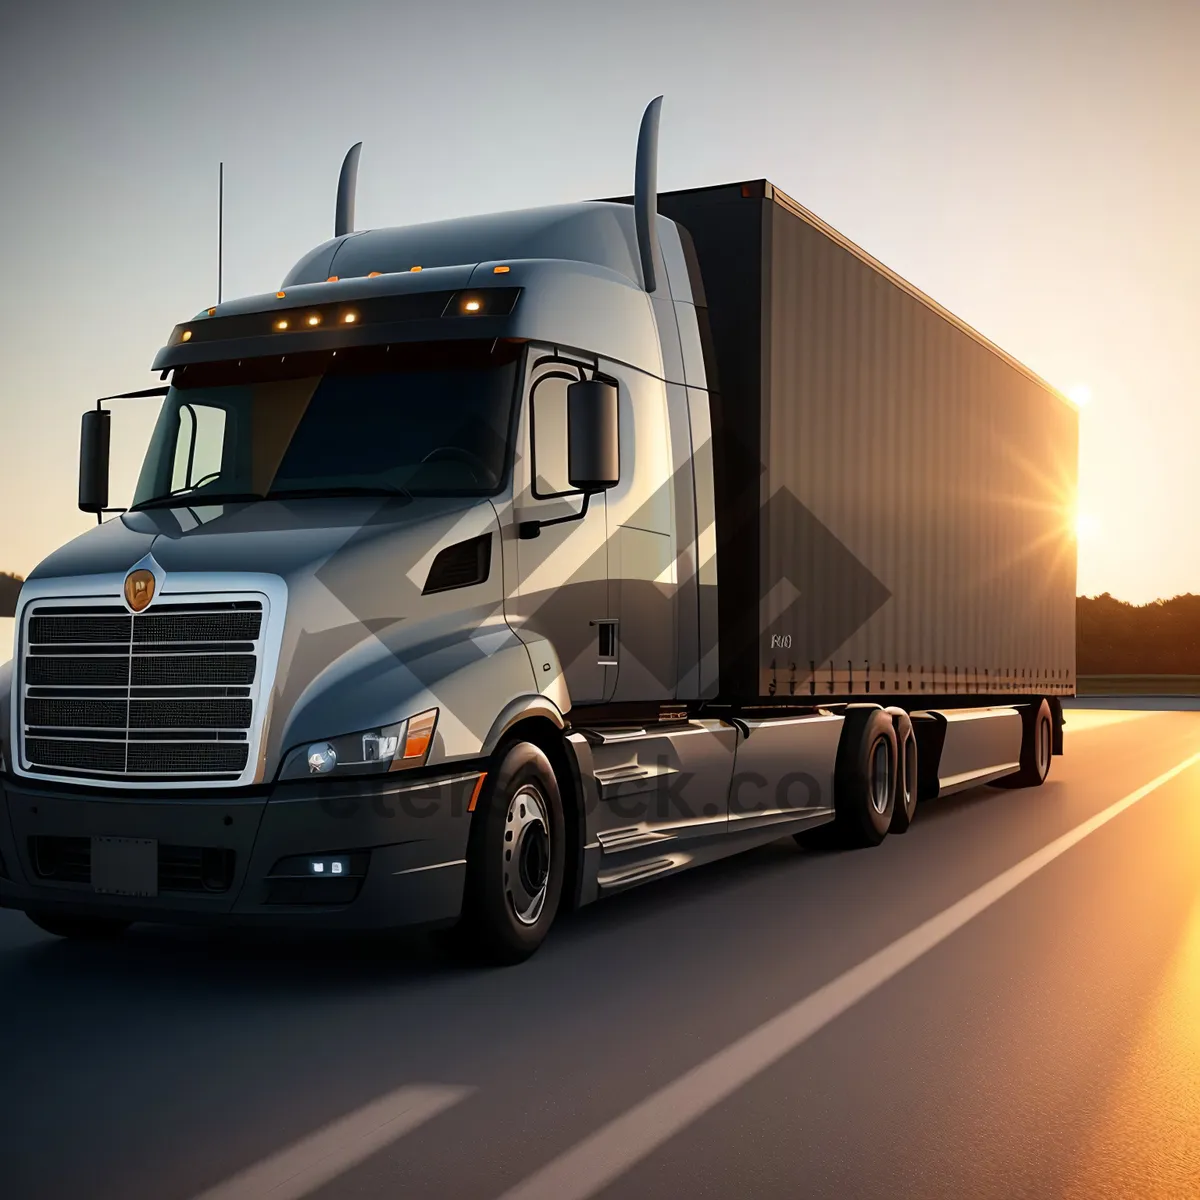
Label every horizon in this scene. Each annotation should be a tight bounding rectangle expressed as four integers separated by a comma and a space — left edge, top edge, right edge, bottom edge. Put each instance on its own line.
4, 569, 1198, 611
1, 1, 1197, 602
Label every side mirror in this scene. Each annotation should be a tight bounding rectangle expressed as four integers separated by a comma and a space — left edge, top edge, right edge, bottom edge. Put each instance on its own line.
567, 380, 620, 492
79, 408, 112, 514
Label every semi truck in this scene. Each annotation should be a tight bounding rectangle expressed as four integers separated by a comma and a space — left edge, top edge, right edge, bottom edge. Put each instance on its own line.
0, 100, 1078, 962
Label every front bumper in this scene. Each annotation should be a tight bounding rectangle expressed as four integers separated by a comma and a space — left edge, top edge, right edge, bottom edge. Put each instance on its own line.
0, 766, 483, 930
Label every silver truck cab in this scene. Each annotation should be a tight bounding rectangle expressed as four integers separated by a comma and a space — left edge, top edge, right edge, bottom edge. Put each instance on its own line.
0, 112, 747, 959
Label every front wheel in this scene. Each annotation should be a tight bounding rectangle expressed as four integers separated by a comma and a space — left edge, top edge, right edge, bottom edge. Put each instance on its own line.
25, 910, 131, 940
459, 741, 566, 964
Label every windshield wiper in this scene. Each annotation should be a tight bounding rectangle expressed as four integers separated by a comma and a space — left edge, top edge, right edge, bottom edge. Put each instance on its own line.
265, 485, 414, 502
132, 491, 265, 510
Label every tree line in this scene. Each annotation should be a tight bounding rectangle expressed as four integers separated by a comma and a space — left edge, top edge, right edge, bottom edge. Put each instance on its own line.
1076, 593, 1200, 676
0, 573, 19, 618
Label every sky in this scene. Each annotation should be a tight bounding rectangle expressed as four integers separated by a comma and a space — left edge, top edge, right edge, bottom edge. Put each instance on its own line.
0, 0, 1196, 603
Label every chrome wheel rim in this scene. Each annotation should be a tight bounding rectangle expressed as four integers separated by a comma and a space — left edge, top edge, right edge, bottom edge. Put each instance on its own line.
504, 784, 551, 926
870, 737, 892, 815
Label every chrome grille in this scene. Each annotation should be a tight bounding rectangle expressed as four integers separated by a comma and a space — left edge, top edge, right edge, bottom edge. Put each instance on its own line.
19, 597, 266, 783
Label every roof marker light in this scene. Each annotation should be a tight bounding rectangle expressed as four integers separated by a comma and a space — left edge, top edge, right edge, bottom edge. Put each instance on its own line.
368, 271, 382, 278
410, 265, 423, 272
326, 275, 339, 282
277, 291, 286, 299
207, 307, 217, 316
493, 265, 510, 274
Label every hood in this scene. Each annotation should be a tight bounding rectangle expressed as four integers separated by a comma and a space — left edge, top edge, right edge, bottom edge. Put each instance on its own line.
22, 496, 518, 775
30, 494, 483, 583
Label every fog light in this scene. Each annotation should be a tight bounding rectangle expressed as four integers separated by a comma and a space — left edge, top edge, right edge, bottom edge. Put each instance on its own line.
265, 851, 370, 905
307, 743, 337, 774
309, 857, 348, 875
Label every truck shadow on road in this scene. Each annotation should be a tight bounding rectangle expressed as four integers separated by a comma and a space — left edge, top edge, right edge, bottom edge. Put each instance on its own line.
1, 782, 1024, 1006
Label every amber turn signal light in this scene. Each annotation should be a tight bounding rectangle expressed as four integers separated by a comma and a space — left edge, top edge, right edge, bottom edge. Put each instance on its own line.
401, 709, 438, 761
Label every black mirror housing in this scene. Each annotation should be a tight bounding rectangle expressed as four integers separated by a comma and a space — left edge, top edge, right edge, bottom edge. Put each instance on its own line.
567, 380, 620, 492
79, 408, 112, 514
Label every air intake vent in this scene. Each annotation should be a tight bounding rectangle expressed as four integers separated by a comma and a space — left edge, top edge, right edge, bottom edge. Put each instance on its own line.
423, 533, 492, 595
29, 836, 236, 893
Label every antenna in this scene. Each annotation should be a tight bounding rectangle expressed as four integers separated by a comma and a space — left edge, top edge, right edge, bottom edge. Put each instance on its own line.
335, 142, 363, 238
217, 161, 224, 304
634, 96, 663, 293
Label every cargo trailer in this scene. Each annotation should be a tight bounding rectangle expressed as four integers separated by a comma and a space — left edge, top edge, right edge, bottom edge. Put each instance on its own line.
0, 98, 1076, 961
652, 179, 1078, 703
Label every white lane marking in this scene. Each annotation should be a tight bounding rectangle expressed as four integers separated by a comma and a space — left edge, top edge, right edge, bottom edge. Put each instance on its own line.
189, 1084, 470, 1200
496, 749, 1200, 1200
1064, 709, 1158, 733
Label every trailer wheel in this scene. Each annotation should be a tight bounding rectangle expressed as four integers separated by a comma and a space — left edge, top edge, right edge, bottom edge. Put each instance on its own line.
459, 740, 566, 964
993, 698, 1054, 789
887, 709, 919, 834
25, 910, 131, 940
830, 706, 898, 847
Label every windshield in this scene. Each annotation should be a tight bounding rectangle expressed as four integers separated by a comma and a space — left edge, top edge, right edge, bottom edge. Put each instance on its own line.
132, 340, 521, 508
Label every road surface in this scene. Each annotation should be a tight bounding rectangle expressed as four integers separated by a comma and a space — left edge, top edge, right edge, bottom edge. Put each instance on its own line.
1, 705, 1199, 1199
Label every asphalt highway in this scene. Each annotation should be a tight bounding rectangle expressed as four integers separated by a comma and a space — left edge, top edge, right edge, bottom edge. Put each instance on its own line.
2, 704, 1199, 1199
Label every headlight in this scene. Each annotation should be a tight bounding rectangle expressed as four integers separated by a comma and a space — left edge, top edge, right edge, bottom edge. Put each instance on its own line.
279, 708, 438, 780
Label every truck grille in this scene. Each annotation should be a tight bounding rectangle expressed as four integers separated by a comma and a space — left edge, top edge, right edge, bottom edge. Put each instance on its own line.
18, 597, 267, 784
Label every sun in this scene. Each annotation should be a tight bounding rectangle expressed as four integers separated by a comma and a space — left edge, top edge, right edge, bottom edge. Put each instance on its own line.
1074, 512, 1101, 541
1066, 382, 1092, 407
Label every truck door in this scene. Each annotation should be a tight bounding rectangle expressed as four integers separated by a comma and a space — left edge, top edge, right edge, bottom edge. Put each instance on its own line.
602, 362, 678, 703
508, 355, 612, 706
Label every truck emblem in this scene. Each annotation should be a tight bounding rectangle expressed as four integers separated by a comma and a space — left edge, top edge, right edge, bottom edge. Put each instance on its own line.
124, 569, 156, 613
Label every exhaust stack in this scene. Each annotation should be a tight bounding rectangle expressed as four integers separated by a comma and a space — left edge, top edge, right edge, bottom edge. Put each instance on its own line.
335, 142, 363, 238
634, 97, 663, 293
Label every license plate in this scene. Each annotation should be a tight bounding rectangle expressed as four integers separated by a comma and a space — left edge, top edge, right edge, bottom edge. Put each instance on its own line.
91, 836, 158, 897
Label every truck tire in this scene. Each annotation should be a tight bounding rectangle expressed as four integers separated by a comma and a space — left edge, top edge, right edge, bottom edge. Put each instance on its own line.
993, 697, 1054, 789
887, 709, 919, 834
832, 706, 897, 847
459, 740, 566, 964
25, 910, 131, 940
